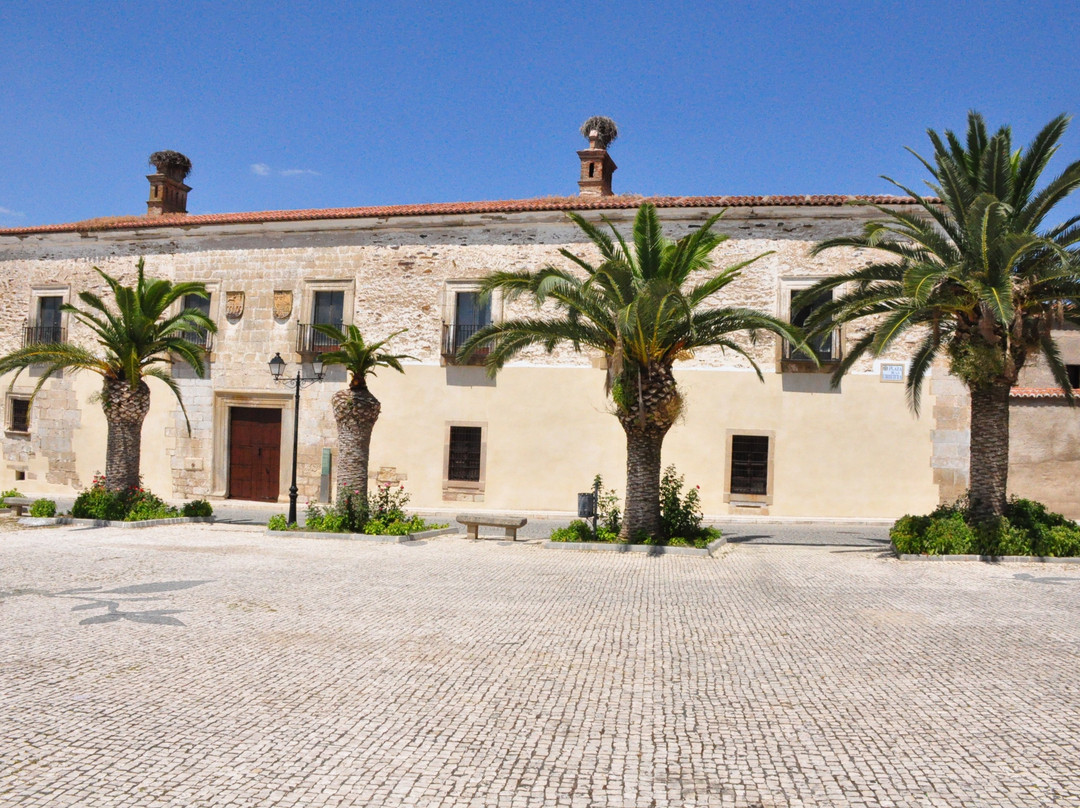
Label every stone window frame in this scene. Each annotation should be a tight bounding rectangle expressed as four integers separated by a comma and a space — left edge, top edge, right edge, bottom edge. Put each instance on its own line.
442, 420, 487, 500
28, 283, 71, 337
5, 393, 31, 435
723, 429, 776, 506
440, 280, 503, 366
299, 279, 356, 327
777, 277, 842, 372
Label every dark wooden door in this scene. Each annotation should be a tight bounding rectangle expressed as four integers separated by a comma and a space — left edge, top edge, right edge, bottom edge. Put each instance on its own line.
229, 408, 281, 501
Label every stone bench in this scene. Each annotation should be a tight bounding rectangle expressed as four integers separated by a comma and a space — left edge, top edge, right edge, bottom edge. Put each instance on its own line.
3, 497, 36, 517
456, 513, 528, 541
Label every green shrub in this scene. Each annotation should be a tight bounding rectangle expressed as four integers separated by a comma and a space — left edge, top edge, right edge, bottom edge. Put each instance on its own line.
302, 485, 437, 535
124, 490, 178, 522
1044, 525, 1080, 557
891, 496, 1080, 557
551, 520, 599, 543
0, 488, 22, 507
923, 512, 975, 555
29, 499, 56, 517
890, 514, 932, 553
72, 486, 126, 520
181, 499, 213, 518
267, 514, 290, 531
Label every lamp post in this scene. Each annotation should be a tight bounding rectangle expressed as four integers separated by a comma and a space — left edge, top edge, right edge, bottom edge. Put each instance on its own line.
268, 352, 324, 525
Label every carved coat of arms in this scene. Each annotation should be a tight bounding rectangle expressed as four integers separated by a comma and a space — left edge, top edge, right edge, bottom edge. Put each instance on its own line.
225, 291, 244, 319
273, 290, 293, 320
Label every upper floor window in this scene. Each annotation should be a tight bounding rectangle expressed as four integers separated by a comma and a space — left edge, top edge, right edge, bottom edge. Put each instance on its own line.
443, 290, 492, 363
25, 295, 65, 346
180, 293, 213, 350
781, 284, 838, 366
298, 289, 346, 354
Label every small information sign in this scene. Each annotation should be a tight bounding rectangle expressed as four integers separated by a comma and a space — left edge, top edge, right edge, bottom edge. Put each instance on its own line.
880, 363, 905, 383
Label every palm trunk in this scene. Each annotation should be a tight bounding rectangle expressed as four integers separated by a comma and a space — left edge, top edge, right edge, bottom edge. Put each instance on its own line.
102, 378, 151, 492
616, 365, 681, 541
331, 381, 381, 500
967, 380, 1011, 522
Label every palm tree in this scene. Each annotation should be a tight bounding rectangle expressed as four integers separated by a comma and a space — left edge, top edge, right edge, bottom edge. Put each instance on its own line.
798, 112, 1080, 522
311, 324, 412, 499
460, 202, 807, 539
0, 258, 215, 491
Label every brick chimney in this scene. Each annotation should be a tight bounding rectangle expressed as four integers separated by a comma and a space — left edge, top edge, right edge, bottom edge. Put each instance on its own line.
577, 116, 618, 197
146, 150, 192, 216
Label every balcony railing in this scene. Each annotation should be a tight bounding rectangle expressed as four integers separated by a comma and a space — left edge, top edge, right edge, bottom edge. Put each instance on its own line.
23, 325, 66, 347
442, 323, 493, 364
297, 323, 343, 354
180, 329, 214, 351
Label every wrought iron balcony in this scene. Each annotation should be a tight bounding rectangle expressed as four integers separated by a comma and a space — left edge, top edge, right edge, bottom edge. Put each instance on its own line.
22, 325, 66, 347
442, 323, 493, 364
180, 328, 214, 351
296, 323, 343, 354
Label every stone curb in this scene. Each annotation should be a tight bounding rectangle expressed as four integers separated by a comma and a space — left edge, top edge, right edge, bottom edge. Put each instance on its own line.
265, 526, 457, 543
20, 516, 215, 529
896, 552, 1080, 564
543, 536, 727, 557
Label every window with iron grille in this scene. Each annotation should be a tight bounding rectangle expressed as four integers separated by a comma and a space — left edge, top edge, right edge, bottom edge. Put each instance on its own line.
9, 398, 29, 433
181, 293, 212, 349
25, 295, 65, 346
730, 435, 769, 495
447, 426, 483, 482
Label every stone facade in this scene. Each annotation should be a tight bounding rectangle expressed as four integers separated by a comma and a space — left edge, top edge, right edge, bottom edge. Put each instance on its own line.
0, 194, 1069, 517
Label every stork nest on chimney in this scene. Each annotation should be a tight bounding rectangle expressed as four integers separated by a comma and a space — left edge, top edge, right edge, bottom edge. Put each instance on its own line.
580, 116, 618, 149
148, 150, 192, 179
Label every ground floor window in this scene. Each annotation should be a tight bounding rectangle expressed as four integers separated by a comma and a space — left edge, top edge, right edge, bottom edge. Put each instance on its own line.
448, 426, 482, 481
724, 430, 775, 505
730, 435, 769, 494
443, 421, 487, 500
8, 397, 30, 434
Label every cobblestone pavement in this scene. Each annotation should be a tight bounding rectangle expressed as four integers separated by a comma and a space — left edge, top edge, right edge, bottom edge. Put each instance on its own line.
2, 524, 1078, 807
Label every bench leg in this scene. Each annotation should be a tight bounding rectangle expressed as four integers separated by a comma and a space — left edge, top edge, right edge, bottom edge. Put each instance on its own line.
467, 524, 479, 540
504, 527, 517, 541
12, 506, 23, 517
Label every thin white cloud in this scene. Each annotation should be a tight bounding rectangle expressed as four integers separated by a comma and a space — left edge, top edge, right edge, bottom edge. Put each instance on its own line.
280, 168, 320, 177
250, 163, 271, 176
0, 206, 25, 217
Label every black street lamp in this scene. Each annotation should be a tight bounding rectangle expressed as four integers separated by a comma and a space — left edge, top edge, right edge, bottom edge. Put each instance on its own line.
268, 352, 324, 525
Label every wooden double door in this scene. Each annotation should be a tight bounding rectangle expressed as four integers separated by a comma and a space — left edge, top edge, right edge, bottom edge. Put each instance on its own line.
229, 407, 282, 501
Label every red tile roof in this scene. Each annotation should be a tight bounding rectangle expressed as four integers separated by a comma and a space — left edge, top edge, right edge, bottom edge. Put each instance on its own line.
1010, 387, 1071, 399
0, 194, 924, 237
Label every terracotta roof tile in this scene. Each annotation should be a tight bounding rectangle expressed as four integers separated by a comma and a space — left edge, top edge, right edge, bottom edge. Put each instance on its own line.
1011, 387, 1070, 399
0, 193, 926, 237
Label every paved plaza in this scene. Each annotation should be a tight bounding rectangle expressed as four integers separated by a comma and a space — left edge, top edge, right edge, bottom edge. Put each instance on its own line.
1, 523, 1078, 807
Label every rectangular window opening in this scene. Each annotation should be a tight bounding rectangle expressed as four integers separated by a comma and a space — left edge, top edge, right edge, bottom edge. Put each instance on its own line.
447, 426, 483, 482
786, 289, 833, 362
26, 296, 65, 346
730, 435, 769, 496
9, 399, 30, 434
445, 291, 492, 359
181, 292, 212, 350
1067, 364, 1080, 389
299, 290, 346, 353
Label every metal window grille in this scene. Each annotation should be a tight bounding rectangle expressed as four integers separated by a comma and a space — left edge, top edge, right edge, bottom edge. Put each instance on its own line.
10, 399, 29, 433
730, 435, 769, 495
448, 426, 482, 482
180, 293, 213, 350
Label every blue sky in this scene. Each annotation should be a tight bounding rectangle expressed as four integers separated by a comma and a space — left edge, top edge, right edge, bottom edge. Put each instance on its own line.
2, 1, 1079, 226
